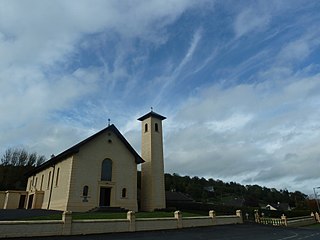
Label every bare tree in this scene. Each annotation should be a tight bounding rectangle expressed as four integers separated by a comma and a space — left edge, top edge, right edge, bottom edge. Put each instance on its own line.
0, 148, 47, 190
0, 147, 46, 167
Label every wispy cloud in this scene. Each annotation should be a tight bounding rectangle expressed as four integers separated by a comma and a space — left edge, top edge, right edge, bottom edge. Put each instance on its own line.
153, 28, 203, 104
233, 6, 271, 38
1, 0, 320, 193
175, 28, 202, 73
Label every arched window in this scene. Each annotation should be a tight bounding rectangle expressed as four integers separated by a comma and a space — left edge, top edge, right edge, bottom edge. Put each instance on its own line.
155, 123, 159, 132
47, 171, 51, 189
145, 123, 148, 132
101, 159, 112, 181
122, 188, 127, 198
83, 185, 89, 197
55, 168, 60, 186
40, 174, 44, 190
29, 179, 33, 190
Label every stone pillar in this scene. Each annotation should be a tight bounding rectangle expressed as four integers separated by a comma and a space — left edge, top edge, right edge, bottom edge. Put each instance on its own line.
315, 212, 320, 223
62, 211, 72, 235
174, 211, 183, 229
236, 210, 243, 223
281, 214, 287, 226
209, 210, 216, 225
254, 210, 260, 223
127, 211, 136, 232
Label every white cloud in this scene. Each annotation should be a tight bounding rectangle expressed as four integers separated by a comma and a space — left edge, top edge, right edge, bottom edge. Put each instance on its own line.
152, 28, 203, 105
275, 29, 320, 67
234, 7, 270, 38
206, 113, 253, 132
278, 40, 310, 63
176, 28, 202, 72
164, 75, 320, 192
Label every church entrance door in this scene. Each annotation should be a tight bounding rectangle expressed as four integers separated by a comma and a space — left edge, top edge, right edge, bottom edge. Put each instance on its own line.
99, 187, 111, 207
18, 195, 26, 209
27, 195, 33, 209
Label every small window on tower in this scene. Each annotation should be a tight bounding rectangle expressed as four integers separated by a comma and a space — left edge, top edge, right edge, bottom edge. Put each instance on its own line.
155, 123, 159, 132
122, 188, 127, 198
145, 123, 148, 132
83, 186, 89, 197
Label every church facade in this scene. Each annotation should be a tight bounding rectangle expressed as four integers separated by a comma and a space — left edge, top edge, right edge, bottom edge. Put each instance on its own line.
0, 111, 166, 212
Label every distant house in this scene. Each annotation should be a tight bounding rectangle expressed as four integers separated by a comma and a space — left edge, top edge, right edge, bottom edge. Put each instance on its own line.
204, 186, 215, 193
264, 204, 277, 211
264, 203, 291, 211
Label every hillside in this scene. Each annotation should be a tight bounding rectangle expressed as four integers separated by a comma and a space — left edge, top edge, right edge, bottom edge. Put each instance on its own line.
163, 173, 308, 209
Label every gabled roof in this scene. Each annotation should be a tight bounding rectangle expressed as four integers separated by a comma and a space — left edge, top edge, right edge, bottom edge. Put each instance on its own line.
27, 124, 144, 176
138, 111, 166, 121
264, 203, 291, 211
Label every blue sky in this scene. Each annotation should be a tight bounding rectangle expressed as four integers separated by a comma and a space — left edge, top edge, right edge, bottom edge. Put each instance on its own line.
1, 0, 320, 194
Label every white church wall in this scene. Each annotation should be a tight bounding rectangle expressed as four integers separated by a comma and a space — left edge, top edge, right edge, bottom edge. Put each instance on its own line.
47, 157, 73, 211
67, 129, 138, 212
26, 156, 73, 211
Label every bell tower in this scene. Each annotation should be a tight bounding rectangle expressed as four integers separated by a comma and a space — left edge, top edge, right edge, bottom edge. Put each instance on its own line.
138, 110, 166, 211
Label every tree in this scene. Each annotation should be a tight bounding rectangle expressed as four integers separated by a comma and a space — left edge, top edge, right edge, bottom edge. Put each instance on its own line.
0, 148, 45, 167
163, 172, 308, 209
0, 147, 46, 190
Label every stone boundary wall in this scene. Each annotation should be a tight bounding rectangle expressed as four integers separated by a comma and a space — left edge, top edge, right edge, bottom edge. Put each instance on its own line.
287, 215, 317, 227
0, 210, 243, 238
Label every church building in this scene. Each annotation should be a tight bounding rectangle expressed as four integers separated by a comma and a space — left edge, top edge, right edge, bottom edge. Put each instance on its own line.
0, 111, 166, 212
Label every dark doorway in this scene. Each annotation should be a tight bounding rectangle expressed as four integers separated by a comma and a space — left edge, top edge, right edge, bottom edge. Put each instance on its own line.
18, 195, 26, 209
99, 187, 111, 207
27, 195, 34, 209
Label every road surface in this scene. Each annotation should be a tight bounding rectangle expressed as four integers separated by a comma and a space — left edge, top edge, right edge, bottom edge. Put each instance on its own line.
7, 223, 320, 240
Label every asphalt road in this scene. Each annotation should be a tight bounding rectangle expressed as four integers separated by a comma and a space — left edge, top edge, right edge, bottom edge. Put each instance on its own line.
7, 224, 320, 240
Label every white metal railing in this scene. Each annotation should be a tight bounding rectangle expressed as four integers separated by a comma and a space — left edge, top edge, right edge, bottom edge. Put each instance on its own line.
254, 210, 319, 227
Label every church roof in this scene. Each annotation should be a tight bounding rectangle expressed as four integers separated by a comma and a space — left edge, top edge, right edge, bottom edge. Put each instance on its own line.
27, 124, 144, 176
138, 111, 166, 121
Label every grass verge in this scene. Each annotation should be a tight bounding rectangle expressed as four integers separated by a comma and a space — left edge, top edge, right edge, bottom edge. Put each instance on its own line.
20, 211, 208, 220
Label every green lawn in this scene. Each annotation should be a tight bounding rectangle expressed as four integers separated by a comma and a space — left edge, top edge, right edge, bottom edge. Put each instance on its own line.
22, 211, 207, 221
20, 214, 62, 221
305, 223, 320, 228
